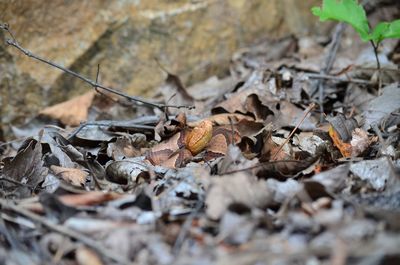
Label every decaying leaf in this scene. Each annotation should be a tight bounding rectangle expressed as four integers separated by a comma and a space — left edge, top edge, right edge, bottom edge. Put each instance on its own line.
362, 83, 400, 130
105, 157, 150, 185
107, 134, 145, 160
350, 157, 400, 191
146, 131, 187, 167
350, 128, 372, 156
2, 139, 47, 197
327, 113, 359, 157
312, 164, 349, 193
206, 173, 272, 220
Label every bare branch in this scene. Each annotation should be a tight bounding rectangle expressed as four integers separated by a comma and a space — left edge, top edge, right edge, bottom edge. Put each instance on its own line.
0, 23, 194, 111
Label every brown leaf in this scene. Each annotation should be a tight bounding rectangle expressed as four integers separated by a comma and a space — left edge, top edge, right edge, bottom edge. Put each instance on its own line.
154, 112, 187, 141
204, 126, 241, 160
244, 93, 274, 120
50, 165, 89, 187
40, 91, 95, 126
146, 131, 186, 166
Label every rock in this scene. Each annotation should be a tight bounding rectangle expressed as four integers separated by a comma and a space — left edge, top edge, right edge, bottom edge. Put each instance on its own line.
0, 0, 324, 138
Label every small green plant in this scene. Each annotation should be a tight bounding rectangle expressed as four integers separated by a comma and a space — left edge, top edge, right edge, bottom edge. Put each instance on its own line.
312, 0, 400, 86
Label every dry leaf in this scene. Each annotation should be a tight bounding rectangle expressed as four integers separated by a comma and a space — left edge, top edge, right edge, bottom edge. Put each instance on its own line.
2, 139, 47, 198
329, 125, 352, 158
50, 165, 89, 186
206, 173, 272, 220
40, 91, 95, 126
350, 128, 370, 156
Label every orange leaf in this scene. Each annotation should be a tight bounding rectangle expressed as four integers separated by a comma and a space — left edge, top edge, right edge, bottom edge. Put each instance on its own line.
328, 125, 352, 157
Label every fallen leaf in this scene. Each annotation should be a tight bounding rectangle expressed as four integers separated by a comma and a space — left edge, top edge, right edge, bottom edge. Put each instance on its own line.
362, 83, 400, 130
2, 138, 47, 197
327, 113, 359, 157
350, 128, 371, 156
50, 165, 89, 187
349, 157, 400, 191
40, 91, 95, 126
206, 173, 272, 220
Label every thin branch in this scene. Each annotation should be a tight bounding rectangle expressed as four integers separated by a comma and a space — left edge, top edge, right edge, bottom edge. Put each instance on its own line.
306, 73, 376, 85
272, 102, 315, 160
67, 120, 155, 140
0, 24, 194, 111
219, 160, 307, 175
0, 199, 131, 265
172, 198, 203, 257
316, 23, 346, 122
0, 177, 34, 190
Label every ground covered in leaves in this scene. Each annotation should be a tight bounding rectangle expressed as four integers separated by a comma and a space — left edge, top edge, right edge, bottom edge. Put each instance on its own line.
1, 12, 400, 265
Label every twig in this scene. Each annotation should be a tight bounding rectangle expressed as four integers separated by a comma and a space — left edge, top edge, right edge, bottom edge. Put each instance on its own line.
219, 160, 308, 175
172, 198, 203, 257
67, 120, 155, 140
0, 24, 194, 111
0, 199, 131, 265
306, 73, 375, 85
272, 102, 315, 160
0, 177, 34, 190
316, 23, 346, 122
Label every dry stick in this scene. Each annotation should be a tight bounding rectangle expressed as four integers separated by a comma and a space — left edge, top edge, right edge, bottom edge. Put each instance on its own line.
219, 160, 307, 176
67, 120, 155, 140
0, 199, 131, 265
272, 102, 316, 160
0, 24, 193, 111
172, 198, 203, 257
316, 23, 346, 122
306, 73, 376, 85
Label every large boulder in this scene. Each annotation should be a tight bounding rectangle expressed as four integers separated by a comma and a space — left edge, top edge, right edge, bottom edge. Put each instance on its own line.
0, 0, 322, 138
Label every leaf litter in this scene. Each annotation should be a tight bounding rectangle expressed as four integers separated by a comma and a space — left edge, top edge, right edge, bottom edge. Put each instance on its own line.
1, 10, 400, 265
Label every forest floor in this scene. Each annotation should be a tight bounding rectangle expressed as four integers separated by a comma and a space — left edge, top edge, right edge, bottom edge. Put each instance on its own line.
0, 10, 400, 265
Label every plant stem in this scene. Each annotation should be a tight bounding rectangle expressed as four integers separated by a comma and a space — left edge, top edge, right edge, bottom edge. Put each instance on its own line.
370, 40, 382, 91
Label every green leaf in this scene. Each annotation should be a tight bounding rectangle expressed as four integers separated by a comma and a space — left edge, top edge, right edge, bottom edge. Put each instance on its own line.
370, 19, 400, 44
312, 0, 370, 41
